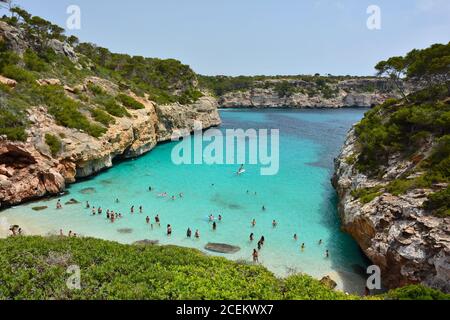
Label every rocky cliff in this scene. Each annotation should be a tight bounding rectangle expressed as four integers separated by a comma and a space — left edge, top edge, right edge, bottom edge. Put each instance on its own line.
218, 78, 405, 108
0, 80, 220, 206
0, 17, 221, 207
333, 128, 450, 293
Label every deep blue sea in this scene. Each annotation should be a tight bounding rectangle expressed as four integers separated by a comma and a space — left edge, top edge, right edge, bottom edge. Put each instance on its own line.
0, 108, 370, 293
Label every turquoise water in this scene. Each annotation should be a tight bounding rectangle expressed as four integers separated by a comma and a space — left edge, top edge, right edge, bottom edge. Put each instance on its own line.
0, 108, 370, 292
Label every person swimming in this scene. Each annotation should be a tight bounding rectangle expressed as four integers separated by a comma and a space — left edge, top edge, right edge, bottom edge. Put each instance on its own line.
272, 220, 277, 228
252, 249, 259, 263
294, 234, 298, 241
218, 215, 222, 221
262, 205, 266, 211
149, 186, 153, 192
115, 198, 119, 203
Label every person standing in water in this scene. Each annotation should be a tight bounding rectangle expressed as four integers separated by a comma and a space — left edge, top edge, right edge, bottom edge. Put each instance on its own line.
250, 233, 254, 241
187, 228, 192, 238
139, 206, 143, 214
86, 201, 90, 209
212, 222, 217, 231
325, 250, 329, 258
272, 220, 277, 228
319, 239, 323, 245
167, 224, 172, 236
294, 234, 298, 241
146, 216, 150, 224
195, 230, 200, 239
251, 219, 256, 227
252, 249, 259, 263
301, 243, 305, 251
130, 206, 134, 214
56, 200, 62, 209
155, 215, 160, 225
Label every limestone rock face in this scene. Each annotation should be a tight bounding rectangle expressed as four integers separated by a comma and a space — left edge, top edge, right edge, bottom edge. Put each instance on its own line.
218, 78, 408, 108
0, 93, 221, 207
155, 95, 221, 141
332, 129, 450, 292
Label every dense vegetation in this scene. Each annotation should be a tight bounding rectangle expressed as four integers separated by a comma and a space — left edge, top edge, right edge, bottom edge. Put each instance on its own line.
0, 236, 447, 300
351, 42, 450, 217
0, 6, 204, 142
198, 74, 381, 98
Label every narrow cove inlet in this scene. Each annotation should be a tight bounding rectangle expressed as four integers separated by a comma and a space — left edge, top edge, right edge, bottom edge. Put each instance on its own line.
0, 108, 370, 293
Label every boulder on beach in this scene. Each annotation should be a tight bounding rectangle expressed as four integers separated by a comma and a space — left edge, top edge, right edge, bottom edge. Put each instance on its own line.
133, 240, 159, 246
205, 243, 240, 254
32, 206, 48, 211
320, 275, 337, 289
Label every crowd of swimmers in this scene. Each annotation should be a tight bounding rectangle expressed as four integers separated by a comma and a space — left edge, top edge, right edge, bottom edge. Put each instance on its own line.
54, 186, 331, 264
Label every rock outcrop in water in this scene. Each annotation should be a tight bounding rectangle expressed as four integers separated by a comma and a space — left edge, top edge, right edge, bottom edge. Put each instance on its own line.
333, 128, 450, 293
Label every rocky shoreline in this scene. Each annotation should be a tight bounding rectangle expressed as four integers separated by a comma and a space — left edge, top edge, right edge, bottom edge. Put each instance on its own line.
217, 78, 406, 109
332, 128, 450, 293
0, 88, 221, 207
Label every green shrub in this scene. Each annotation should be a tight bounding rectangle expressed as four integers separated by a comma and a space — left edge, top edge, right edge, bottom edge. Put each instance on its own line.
1, 65, 36, 83
94, 95, 130, 117
90, 108, 115, 126
386, 285, 450, 300
116, 94, 145, 110
24, 49, 48, 72
87, 83, 105, 95
424, 187, 450, 217
0, 109, 27, 141
44, 133, 62, 156
351, 186, 383, 204
38, 85, 106, 138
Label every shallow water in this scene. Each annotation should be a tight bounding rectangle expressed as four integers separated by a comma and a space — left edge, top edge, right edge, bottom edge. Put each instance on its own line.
1, 108, 370, 293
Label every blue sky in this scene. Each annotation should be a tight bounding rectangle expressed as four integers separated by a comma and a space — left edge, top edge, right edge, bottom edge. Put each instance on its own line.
6, 0, 450, 76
